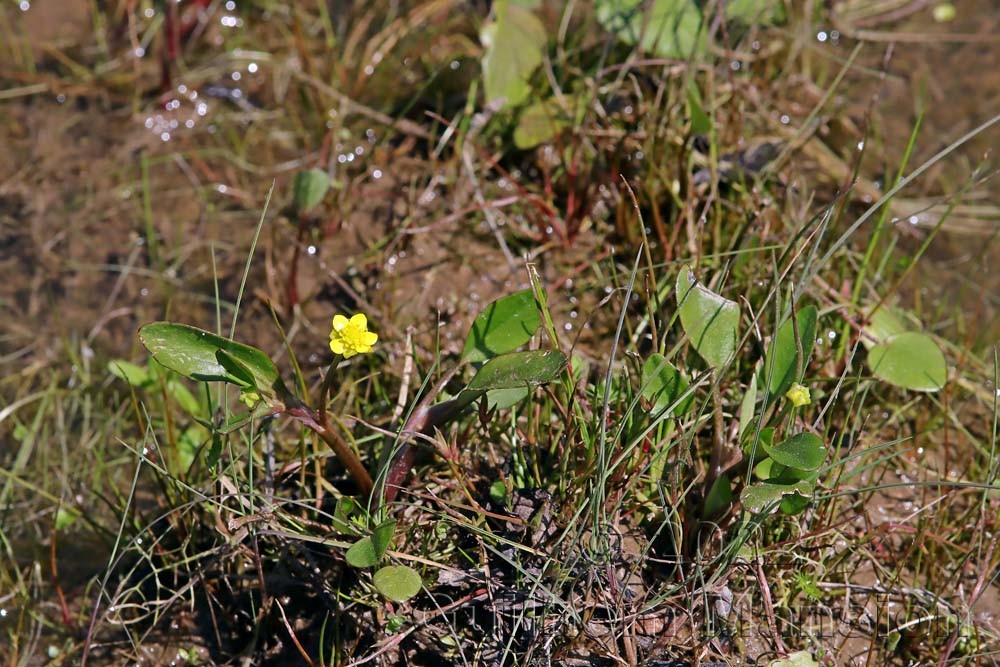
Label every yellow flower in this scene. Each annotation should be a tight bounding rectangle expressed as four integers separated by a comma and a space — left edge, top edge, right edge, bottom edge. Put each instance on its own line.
785, 383, 811, 407
330, 313, 378, 358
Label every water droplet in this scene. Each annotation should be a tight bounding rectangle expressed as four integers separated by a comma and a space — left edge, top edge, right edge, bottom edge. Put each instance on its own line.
372, 169, 383, 179
307, 245, 317, 255
134, 46, 145, 58
816, 31, 828, 42
248, 62, 258, 73
18, 1, 29, 11
779, 114, 790, 125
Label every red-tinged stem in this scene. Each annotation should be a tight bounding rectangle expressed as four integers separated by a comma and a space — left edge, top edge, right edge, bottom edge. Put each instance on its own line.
286, 397, 373, 497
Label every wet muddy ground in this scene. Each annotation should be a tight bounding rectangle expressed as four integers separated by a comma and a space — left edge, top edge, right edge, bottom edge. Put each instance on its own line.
2, 0, 999, 664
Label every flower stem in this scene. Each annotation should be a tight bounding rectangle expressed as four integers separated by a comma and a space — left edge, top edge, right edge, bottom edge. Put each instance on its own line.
286, 365, 373, 497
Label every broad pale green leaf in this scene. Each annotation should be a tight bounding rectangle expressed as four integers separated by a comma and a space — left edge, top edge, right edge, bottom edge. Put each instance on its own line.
762, 305, 817, 399
724, 0, 786, 25
108, 360, 152, 387
215, 349, 256, 388
345, 537, 379, 568
293, 168, 331, 213
345, 519, 396, 568
514, 99, 568, 149
687, 83, 711, 135
177, 425, 206, 472
481, 2, 546, 108
467, 350, 566, 391
740, 480, 814, 515
702, 474, 732, 519
738, 373, 757, 439
55, 506, 80, 531
165, 379, 202, 417
862, 306, 915, 348
139, 322, 282, 396
487, 387, 530, 410
596, 0, 706, 59
641, 353, 693, 416
770, 651, 819, 667
764, 432, 826, 471
373, 565, 422, 602
676, 265, 740, 368
867, 332, 946, 392
463, 289, 542, 363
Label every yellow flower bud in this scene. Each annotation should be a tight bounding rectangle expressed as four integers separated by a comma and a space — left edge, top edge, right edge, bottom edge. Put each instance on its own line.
785, 383, 810, 407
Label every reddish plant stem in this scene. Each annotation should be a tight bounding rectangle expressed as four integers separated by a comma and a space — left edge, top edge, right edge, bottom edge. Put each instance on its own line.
286, 397, 373, 497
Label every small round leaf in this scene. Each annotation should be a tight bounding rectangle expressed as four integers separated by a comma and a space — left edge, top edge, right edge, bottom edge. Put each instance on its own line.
373, 565, 422, 602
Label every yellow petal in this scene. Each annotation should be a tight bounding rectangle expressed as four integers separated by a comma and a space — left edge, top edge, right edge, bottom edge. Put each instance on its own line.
332, 314, 349, 331
342, 348, 357, 358
363, 332, 378, 346
330, 339, 345, 355
349, 313, 368, 330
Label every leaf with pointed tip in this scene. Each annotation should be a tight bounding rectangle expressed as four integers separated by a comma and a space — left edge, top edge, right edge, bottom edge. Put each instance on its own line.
108, 360, 152, 387
762, 306, 817, 399
345, 519, 397, 568
481, 2, 546, 108
676, 265, 740, 368
293, 168, 331, 213
139, 322, 284, 398
463, 289, 542, 363
641, 354, 693, 417
740, 480, 814, 515
738, 373, 757, 439
763, 432, 826, 471
467, 350, 566, 391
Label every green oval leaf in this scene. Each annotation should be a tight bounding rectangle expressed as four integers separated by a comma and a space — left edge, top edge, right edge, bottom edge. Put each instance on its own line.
293, 168, 331, 213
481, 2, 546, 108
641, 354, 693, 417
139, 322, 283, 396
596, 0, 707, 59
345, 519, 397, 569
487, 387, 530, 410
740, 480, 814, 515
514, 99, 568, 149
373, 565, 422, 602
867, 331, 946, 392
765, 432, 826, 471
467, 350, 566, 391
702, 474, 732, 519
345, 537, 379, 568
762, 306, 817, 399
676, 265, 740, 368
463, 290, 542, 363
108, 360, 152, 387
738, 373, 757, 439
770, 651, 819, 667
